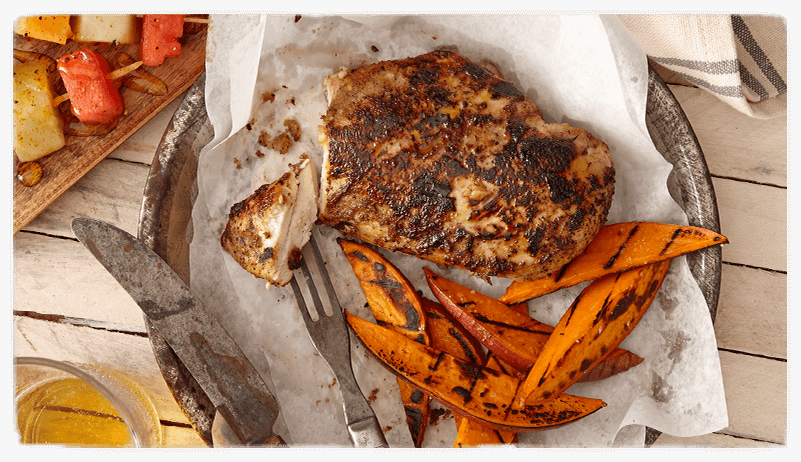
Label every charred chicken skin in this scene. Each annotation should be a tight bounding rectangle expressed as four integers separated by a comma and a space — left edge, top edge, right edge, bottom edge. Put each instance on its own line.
319, 50, 615, 282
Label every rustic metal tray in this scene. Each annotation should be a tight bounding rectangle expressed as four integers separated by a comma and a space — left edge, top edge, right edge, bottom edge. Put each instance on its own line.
137, 66, 722, 446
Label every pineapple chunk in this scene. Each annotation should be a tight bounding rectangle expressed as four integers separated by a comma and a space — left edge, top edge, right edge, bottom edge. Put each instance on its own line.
71, 15, 140, 44
14, 15, 73, 45
14, 60, 66, 162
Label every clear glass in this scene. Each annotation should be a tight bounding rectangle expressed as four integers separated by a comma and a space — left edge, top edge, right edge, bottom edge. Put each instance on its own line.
14, 357, 163, 447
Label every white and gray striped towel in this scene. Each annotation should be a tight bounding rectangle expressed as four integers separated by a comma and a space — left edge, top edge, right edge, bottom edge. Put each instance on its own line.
618, 14, 787, 119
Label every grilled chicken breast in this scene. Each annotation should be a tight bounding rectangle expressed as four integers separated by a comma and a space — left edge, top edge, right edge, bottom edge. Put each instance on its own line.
318, 50, 615, 282
221, 155, 318, 287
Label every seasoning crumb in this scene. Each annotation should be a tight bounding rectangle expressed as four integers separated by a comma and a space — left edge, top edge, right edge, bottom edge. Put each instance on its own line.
254, 117, 302, 155
284, 118, 301, 141
294, 15, 301, 23
233, 158, 242, 169
270, 133, 293, 154
371, 45, 379, 52
367, 388, 379, 404
262, 91, 277, 103
255, 150, 264, 158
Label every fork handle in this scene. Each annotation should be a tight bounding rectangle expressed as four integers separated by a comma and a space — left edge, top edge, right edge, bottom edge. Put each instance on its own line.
348, 416, 388, 448
337, 372, 390, 447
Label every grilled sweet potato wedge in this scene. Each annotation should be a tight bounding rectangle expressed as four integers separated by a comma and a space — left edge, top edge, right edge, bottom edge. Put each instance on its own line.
339, 239, 429, 342
423, 297, 487, 366
346, 312, 605, 433
338, 239, 430, 447
422, 298, 517, 445
452, 354, 519, 447
501, 222, 727, 305
424, 267, 643, 378
517, 260, 671, 406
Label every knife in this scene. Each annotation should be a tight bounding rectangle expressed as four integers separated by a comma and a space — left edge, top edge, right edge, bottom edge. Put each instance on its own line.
71, 217, 284, 446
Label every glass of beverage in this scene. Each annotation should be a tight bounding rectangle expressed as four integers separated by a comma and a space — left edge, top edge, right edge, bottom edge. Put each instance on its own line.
15, 357, 163, 447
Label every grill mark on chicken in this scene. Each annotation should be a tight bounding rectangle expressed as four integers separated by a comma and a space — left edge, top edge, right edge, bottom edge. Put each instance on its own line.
319, 50, 614, 282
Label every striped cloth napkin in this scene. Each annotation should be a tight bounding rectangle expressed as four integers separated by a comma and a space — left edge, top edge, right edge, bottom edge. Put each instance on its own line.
618, 14, 787, 119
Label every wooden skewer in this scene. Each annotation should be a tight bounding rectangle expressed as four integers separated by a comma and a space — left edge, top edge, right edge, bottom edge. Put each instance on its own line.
107, 60, 142, 80
52, 93, 70, 106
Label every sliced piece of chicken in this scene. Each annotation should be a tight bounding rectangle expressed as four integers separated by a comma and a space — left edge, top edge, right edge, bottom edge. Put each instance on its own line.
318, 50, 615, 282
221, 155, 319, 287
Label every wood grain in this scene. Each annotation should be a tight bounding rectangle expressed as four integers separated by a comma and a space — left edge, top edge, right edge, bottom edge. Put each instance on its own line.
12, 18, 207, 234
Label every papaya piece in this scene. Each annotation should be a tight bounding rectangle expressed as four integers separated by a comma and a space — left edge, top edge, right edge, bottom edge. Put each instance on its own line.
345, 312, 606, 433
500, 222, 728, 305
424, 267, 643, 380
338, 239, 430, 447
517, 260, 671, 407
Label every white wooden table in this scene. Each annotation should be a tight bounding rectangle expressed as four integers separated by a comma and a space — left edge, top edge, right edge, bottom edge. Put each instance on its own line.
12, 65, 787, 447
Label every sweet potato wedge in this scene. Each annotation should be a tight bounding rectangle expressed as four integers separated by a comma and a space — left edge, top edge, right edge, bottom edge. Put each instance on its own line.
517, 260, 671, 406
452, 354, 519, 447
423, 297, 487, 366
346, 312, 606, 433
339, 239, 430, 447
424, 267, 643, 379
339, 239, 429, 343
422, 298, 516, 445
500, 222, 727, 305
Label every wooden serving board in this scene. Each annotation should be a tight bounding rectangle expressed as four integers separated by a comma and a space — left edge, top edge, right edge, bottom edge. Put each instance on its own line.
12, 17, 208, 234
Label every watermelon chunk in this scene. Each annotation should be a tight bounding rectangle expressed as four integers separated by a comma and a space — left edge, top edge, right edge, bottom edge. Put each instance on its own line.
140, 14, 184, 66
57, 48, 124, 126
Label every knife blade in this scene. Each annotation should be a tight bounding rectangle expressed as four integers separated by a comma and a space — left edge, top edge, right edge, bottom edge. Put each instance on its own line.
71, 217, 284, 446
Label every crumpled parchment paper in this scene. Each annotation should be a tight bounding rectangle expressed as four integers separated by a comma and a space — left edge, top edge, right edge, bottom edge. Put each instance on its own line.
188, 14, 728, 447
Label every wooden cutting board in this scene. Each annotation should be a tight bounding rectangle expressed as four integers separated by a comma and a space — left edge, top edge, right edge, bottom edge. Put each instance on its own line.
13, 17, 208, 234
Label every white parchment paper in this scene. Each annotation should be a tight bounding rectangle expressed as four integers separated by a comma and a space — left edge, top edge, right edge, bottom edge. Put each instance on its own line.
188, 14, 728, 447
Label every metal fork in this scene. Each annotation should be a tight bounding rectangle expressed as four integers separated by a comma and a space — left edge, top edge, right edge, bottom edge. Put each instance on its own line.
290, 233, 389, 448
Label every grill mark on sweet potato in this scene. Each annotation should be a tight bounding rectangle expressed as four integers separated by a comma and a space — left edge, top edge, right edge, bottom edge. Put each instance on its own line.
404, 406, 425, 438
447, 327, 482, 364
451, 386, 472, 405
553, 260, 572, 283
603, 224, 639, 269
430, 351, 445, 371
659, 227, 683, 255
367, 278, 404, 289
352, 250, 370, 262
473, 314, 553, 336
